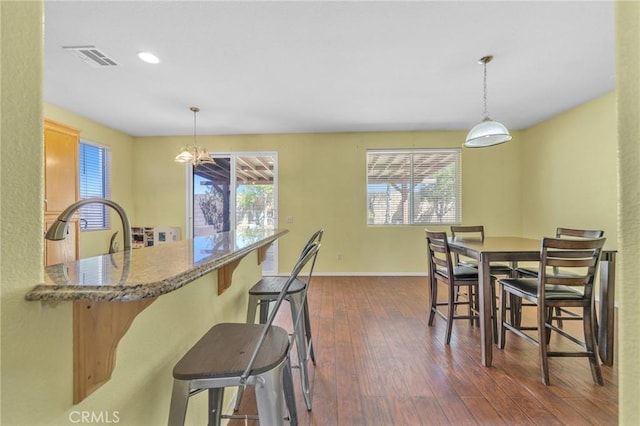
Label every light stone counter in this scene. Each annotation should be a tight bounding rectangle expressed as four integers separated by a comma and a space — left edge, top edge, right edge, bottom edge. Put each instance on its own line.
26, 228, 288, 302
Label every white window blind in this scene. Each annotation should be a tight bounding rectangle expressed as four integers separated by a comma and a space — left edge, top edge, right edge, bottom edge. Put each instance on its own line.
79, 142, 111, 230
367, 149, 461, 225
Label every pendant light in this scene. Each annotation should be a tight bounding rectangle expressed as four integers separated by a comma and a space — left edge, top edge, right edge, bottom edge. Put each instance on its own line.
175, 107, 214, 166
464, 55, 512, 148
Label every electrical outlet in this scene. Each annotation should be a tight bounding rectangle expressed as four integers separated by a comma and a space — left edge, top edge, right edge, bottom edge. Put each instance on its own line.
336, 252, 343, 260
286, 216, 294, 223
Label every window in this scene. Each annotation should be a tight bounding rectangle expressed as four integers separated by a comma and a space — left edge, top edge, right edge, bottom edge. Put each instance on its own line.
79, 142, 111, 230
367, 149, 461, 225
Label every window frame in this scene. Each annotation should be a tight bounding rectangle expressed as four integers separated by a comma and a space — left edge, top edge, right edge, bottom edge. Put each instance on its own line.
366, 148, 462, 226
78, 140, 111, 231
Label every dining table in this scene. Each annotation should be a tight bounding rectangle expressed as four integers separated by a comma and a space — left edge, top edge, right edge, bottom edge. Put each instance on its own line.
447, 236, 616, 368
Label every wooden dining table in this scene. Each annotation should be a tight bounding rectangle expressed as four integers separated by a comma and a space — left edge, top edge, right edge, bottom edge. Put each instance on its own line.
447, 236, 616, 368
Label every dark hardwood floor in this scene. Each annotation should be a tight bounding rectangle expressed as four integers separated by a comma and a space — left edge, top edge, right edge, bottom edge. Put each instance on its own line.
230, 276, 618, 425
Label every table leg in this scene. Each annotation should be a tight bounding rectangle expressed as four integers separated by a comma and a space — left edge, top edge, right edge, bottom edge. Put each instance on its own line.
598, 252, 616, 366
478, 254, 493, 367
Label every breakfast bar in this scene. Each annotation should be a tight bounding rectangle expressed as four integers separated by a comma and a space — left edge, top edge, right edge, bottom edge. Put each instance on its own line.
25, 228, 288, 403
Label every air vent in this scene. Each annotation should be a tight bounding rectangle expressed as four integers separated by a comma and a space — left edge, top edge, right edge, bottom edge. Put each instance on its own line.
63, 45, 118, 67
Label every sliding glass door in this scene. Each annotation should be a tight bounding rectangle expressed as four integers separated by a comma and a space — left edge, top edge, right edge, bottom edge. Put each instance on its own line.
188, 152, 277, 273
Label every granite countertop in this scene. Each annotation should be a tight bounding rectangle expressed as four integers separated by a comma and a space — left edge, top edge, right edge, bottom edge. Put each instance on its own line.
26, 228, 288, 302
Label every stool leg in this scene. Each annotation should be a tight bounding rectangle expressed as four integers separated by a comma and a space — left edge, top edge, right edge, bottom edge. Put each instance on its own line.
283, 358, 298, 426
259, 299, 270, 323
234, 295, 260, 412
167, 379, 190, 426
289, 293, 312, 411
207, 388, 224, 426
246, 294, 259, 324
303, 299, 316, 365
255, 362, 286, 426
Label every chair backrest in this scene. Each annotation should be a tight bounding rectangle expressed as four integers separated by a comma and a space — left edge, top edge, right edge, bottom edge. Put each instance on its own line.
240, 241, 321, 382
556, 228, 604, 239
299, 228, 323, 282
539, 237, 606, 302
425, 230, 454, 282
450, 225, 485, 240
551, 228, 604, 274
450, 225, 485, 265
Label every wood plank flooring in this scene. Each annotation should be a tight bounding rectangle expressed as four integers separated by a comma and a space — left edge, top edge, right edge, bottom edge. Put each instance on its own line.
230, 276, 618, 425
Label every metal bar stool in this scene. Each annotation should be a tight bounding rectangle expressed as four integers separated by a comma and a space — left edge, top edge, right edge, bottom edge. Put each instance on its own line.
167, 242, 321, 426
235, 229, 323, 413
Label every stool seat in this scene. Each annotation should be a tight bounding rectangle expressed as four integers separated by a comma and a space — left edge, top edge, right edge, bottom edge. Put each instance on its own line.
249, 277, 306, 296
173, 323, 289, 381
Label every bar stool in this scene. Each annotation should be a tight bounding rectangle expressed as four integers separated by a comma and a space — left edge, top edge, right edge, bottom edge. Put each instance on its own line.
167, 242, 321, 426
235, 229, 323, 413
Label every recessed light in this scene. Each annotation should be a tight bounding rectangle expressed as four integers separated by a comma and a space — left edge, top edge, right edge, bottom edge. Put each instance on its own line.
137, 51, 160, 64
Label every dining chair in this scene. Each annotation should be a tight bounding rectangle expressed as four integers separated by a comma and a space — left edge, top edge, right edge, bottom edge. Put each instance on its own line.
514, 228, 605, 327
235, 228, 323, 412
450, 225, 515, 326
450, 225, 514, 276
425, 230, 496, 344
167, 242, 321, 426
498, 236, 606, 385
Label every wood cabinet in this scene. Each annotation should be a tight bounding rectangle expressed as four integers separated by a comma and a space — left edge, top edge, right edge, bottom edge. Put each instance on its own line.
44, 119, 80, 266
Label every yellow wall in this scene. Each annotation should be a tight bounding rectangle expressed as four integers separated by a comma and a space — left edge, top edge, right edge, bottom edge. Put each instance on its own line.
616, 1, 640, 422
1, 4, 261, 425
520, 92, 618, 248
134, 130, 523, 274
43, 104, 136, 258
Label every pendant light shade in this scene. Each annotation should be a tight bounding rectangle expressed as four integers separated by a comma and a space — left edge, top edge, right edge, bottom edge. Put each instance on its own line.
465, 118, 512, 148
464, 55, 511, 148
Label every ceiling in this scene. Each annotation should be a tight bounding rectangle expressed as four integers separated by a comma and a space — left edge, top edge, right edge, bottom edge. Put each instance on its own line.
44, 1, 616, 138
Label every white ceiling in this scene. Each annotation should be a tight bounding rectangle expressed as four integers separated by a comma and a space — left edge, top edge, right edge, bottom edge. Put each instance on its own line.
44, 1, 615, 137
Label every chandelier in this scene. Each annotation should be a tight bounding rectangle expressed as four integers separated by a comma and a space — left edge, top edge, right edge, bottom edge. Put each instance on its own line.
464, 55, 512, 148
174, 107, 214, 166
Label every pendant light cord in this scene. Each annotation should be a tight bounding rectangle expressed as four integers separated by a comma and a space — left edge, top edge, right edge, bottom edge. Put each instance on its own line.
482, 59, 489, 120
191, 106, 199, 145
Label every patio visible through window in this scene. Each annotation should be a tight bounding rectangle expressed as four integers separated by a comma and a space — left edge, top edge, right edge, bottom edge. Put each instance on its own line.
367, 149, 461, 225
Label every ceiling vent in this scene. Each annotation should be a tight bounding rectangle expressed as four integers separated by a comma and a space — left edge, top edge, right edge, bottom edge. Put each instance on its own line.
63, 45, 118, 67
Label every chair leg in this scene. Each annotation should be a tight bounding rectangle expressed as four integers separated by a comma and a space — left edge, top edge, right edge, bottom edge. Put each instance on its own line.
167, 379, 190, 426
207, 388, 224, 426
545, 307, 553, 345
490, 278, 498, 344
498, 287, 507, 349
467, 284, 476, 327
428, 276, 437, 326
538, 305, 551, 385
582, 305, 604, 385
509, 295, 521, 328
445, 283, 455, 344
254, 362, 286, 426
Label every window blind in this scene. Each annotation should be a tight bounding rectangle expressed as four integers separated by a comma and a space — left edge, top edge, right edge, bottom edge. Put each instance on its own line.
79, 142, 111, 230
367, 149, 461, 225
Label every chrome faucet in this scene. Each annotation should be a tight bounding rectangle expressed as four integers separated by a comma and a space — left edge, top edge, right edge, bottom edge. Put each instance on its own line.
45, 198, 132, 252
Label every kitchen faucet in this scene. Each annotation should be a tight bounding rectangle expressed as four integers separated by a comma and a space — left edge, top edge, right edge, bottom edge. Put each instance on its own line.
45, 198, 132, 253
